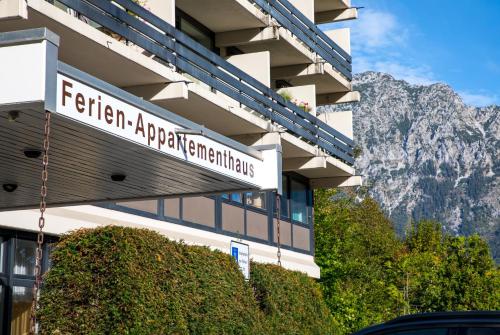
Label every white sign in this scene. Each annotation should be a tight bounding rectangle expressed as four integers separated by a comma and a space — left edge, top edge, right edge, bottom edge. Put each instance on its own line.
55, 73, 280, 190
230, 241, 250, 280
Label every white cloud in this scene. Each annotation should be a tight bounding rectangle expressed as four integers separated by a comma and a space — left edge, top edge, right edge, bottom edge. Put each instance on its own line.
349, 9, 407, 53
459, 91, 498, 106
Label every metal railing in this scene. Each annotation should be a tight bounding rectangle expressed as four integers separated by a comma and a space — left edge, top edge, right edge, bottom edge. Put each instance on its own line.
253, 0, 352, 80
55, 0, 354, 165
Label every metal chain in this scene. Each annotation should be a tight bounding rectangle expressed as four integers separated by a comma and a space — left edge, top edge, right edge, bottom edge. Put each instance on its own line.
275, 193, 282, 266
30, 111, 51, 335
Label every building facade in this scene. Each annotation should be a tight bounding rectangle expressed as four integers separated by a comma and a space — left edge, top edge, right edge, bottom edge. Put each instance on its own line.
0, 0, 359, 333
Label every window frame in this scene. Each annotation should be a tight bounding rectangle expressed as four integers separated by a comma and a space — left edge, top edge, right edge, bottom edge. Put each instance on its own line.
0, 228, 57, 335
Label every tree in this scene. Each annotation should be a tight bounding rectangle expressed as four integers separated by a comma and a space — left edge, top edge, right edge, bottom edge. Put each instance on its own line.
315, 191, 500, 335
314, 189, 405, 334
403, 221, 500, 312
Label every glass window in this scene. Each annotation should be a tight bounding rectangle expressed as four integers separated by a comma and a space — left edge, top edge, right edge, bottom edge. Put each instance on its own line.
14, 239, 37, 276
176, 10, 215, 51
245, 192, 266, 209
11, 286, 33, 335
221, 193, 229, 200
280, 177, 289, 218
291, 180, 308, 223
0, 237, 6, 272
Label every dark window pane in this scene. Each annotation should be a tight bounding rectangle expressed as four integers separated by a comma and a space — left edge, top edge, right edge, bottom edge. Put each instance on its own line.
179, 16, 213, 50
14, 239, 37, 276
467, 328, 500, 335
245, 192, 266, 209
280, 177, 289, 218
388, 329, 449, 335
11, 286, 33, 335
291, 180, 307, 223
0, 237, 6, 272
221, 193, 229, 200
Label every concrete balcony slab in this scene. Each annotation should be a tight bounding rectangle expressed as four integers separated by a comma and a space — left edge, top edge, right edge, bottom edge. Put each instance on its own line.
271, 61, 351, 96
217, 26, 315, 67
176, 0, 268, 33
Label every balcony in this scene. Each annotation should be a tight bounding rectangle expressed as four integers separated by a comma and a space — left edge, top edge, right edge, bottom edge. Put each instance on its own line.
65, 0, 354, 164
251, 0, 352, 80
0, 0, 355, 168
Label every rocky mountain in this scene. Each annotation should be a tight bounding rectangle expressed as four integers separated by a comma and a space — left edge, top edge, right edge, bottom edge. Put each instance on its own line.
320, 72, 499, 261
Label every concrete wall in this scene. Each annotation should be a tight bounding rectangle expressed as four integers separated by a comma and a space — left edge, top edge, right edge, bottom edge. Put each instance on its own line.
226, 51, 271, 87
146, 0, 175, 25
317, 110, 353, 139
0, 0, 27, 21
288, 0, 314, 22
324, 27, 351, 55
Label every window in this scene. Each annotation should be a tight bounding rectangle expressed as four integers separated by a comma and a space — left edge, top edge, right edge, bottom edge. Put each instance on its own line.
290, 180, 308, 223
280, 176, 289, 218
0, 237, 6, 272
11, 286, 33, 334
176, 9, 216, 51
230, 193, 243, 203
13, 239, 36, 276
245, 192, 266, 209
0, 231, 56, 334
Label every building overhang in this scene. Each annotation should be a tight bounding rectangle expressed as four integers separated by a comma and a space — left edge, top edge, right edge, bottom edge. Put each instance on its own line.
0, 28, 282, 211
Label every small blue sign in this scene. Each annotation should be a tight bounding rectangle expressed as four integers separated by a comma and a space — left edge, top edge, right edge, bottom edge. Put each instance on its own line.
231, 247, 239, 261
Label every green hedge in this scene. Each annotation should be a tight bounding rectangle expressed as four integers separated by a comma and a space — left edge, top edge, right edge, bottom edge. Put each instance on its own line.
38, 226, 332, 334
250, 263, 335, 334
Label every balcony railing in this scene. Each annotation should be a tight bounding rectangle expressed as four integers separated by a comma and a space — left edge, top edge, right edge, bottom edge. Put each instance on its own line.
252, 0, 352, 80
54, 0, 354, 165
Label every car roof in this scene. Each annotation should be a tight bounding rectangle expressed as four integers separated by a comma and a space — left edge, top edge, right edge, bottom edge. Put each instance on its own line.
352, 311, 500, 335
386, 311, 500, 325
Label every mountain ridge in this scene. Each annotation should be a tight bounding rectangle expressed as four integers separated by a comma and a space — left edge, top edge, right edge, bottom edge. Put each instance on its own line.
320, 71, 500, 260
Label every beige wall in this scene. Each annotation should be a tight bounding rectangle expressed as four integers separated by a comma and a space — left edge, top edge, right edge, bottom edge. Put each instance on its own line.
317, 110, 353, 139
146, 0, 176, 25
288, 0, 314, 22
0, 0, 27, 21
226, 51, 271, 87
324, 27, 351, 55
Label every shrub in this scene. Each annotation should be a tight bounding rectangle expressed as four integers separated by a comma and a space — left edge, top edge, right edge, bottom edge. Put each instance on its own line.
251, 263, 336, 335
38, 226, 263, 334
38, 226, 333, 334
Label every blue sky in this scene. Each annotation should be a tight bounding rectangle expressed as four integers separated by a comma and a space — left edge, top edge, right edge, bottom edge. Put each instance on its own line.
321, 0, 500, 106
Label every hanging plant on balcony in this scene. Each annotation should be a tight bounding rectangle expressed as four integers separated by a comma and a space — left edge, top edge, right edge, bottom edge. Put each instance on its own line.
292, 99, 313, 113
278, 90, 313, 113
